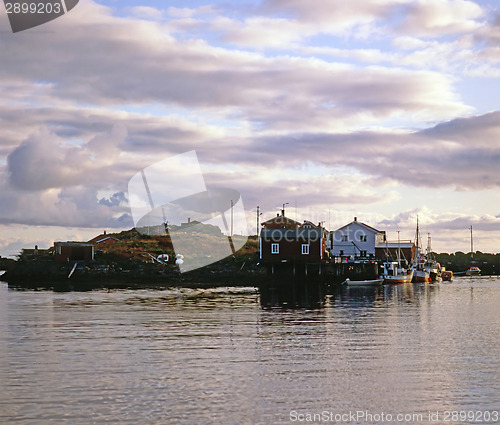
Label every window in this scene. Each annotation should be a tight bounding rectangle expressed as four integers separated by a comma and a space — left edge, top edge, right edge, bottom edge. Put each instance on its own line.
359, 235, 367, 242
360, 250, 367, 257
271, 243, 279, 254
301, 244, 309, 255
342, 235, 348, 242
339, 250, 344, 256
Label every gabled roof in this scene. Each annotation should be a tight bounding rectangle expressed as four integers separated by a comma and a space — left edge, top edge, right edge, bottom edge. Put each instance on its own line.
88, 233, 119, 244
261, 228, 325, 239
333, 220, 383, 234
54, 241, 94, 247
261, 215, 301, 227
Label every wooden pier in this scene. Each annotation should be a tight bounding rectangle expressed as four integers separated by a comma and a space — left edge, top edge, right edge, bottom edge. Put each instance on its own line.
264, 260, 379, 283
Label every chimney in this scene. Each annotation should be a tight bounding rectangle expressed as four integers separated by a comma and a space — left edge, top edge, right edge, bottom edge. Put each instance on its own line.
354, 217, 357, 222
188, 217, 191, 223
103, 230, 106, 235
281, 209, 285, 217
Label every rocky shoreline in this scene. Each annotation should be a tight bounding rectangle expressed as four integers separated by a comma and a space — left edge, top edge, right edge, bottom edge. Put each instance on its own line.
1, 254, 270, 291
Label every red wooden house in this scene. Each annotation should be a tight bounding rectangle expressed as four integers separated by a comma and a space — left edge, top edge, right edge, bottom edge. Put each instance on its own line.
260, 213, 328, 264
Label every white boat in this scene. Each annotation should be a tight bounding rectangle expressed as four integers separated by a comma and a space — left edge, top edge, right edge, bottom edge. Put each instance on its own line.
423, 233, 441, 281
381, 261, 414, 283
343, 278, 384, 286
411, 217, 431, 283
381, 231, 414, 284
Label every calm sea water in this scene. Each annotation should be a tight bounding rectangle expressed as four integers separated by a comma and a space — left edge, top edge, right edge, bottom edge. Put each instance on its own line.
0, 277, 499, 425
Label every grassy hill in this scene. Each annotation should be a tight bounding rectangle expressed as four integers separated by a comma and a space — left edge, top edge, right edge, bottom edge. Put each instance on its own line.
96, 229, 258, 269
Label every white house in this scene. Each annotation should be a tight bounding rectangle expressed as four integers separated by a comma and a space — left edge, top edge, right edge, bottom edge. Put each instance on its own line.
330, 217, 386, 259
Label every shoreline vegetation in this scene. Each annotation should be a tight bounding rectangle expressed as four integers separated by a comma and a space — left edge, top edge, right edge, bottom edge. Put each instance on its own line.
1, 228, 499, 290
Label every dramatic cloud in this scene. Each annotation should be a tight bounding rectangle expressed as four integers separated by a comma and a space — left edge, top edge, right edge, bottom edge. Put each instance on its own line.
7, 124, 127, 191
0, 0, 472, 133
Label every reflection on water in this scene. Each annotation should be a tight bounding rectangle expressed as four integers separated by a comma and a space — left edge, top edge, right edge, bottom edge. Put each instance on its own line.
0, 277, 499, 424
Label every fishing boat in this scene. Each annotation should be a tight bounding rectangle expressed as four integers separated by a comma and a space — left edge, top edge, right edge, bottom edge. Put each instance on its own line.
441, 270, 453, 281
381, 261, 414, 283
411, 217, 431, 283
465, 227, 481, 276
381, 231, 414, 284
425, 233, 441, 281
466, 266, 481, 276
342, 278, 384, 286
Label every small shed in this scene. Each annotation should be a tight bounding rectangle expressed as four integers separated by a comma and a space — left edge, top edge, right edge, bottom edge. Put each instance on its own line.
54, 242, 94, 263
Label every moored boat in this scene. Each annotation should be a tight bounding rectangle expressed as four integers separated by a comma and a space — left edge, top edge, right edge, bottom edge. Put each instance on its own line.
381, 261, 414, 284
423, 233, 441, 281
342, 278, 384, 286
441, 270, 453, 281
411, 217, 431, 283
466, 266, 481, 276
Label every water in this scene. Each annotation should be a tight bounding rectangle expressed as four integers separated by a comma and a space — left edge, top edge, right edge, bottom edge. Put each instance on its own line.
0, 277, 499, 425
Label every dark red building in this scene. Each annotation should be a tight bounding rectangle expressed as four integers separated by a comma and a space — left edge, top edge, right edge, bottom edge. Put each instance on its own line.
54, 242, 94, 263
260, 214, 328, 264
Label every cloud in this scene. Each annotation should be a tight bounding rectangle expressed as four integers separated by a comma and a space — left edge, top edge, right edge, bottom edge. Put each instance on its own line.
0, 182, 133, 228
259, 0, 399, 32
399, 0, 484, 37
7, 124, 127, 191
98, 191, 127, 207
197, 110, 500, 192
129, 6, 165, 21
0, 0, 471, 133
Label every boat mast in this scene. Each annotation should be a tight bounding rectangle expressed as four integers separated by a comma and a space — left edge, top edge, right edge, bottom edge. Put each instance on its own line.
426, 233, 433, 258
470, 225, 474, 258
414, 215, 420, 262
397, 230, 401, 267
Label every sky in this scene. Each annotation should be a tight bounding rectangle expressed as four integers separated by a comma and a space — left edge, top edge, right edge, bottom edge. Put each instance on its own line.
1, 0, 500, 257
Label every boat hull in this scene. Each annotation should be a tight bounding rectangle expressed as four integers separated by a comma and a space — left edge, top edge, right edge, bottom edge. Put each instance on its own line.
344, 278, 384, 286
412, 269, 431, 283
383, 275, 414, 284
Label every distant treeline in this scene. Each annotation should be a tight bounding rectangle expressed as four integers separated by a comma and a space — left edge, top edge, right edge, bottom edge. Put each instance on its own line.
434, 252, 500, 275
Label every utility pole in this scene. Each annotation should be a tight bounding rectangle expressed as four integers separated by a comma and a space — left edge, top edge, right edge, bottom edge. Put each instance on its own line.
256, 205, 262, 237
470, 225, 473, 258
230, 199, 234, 237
